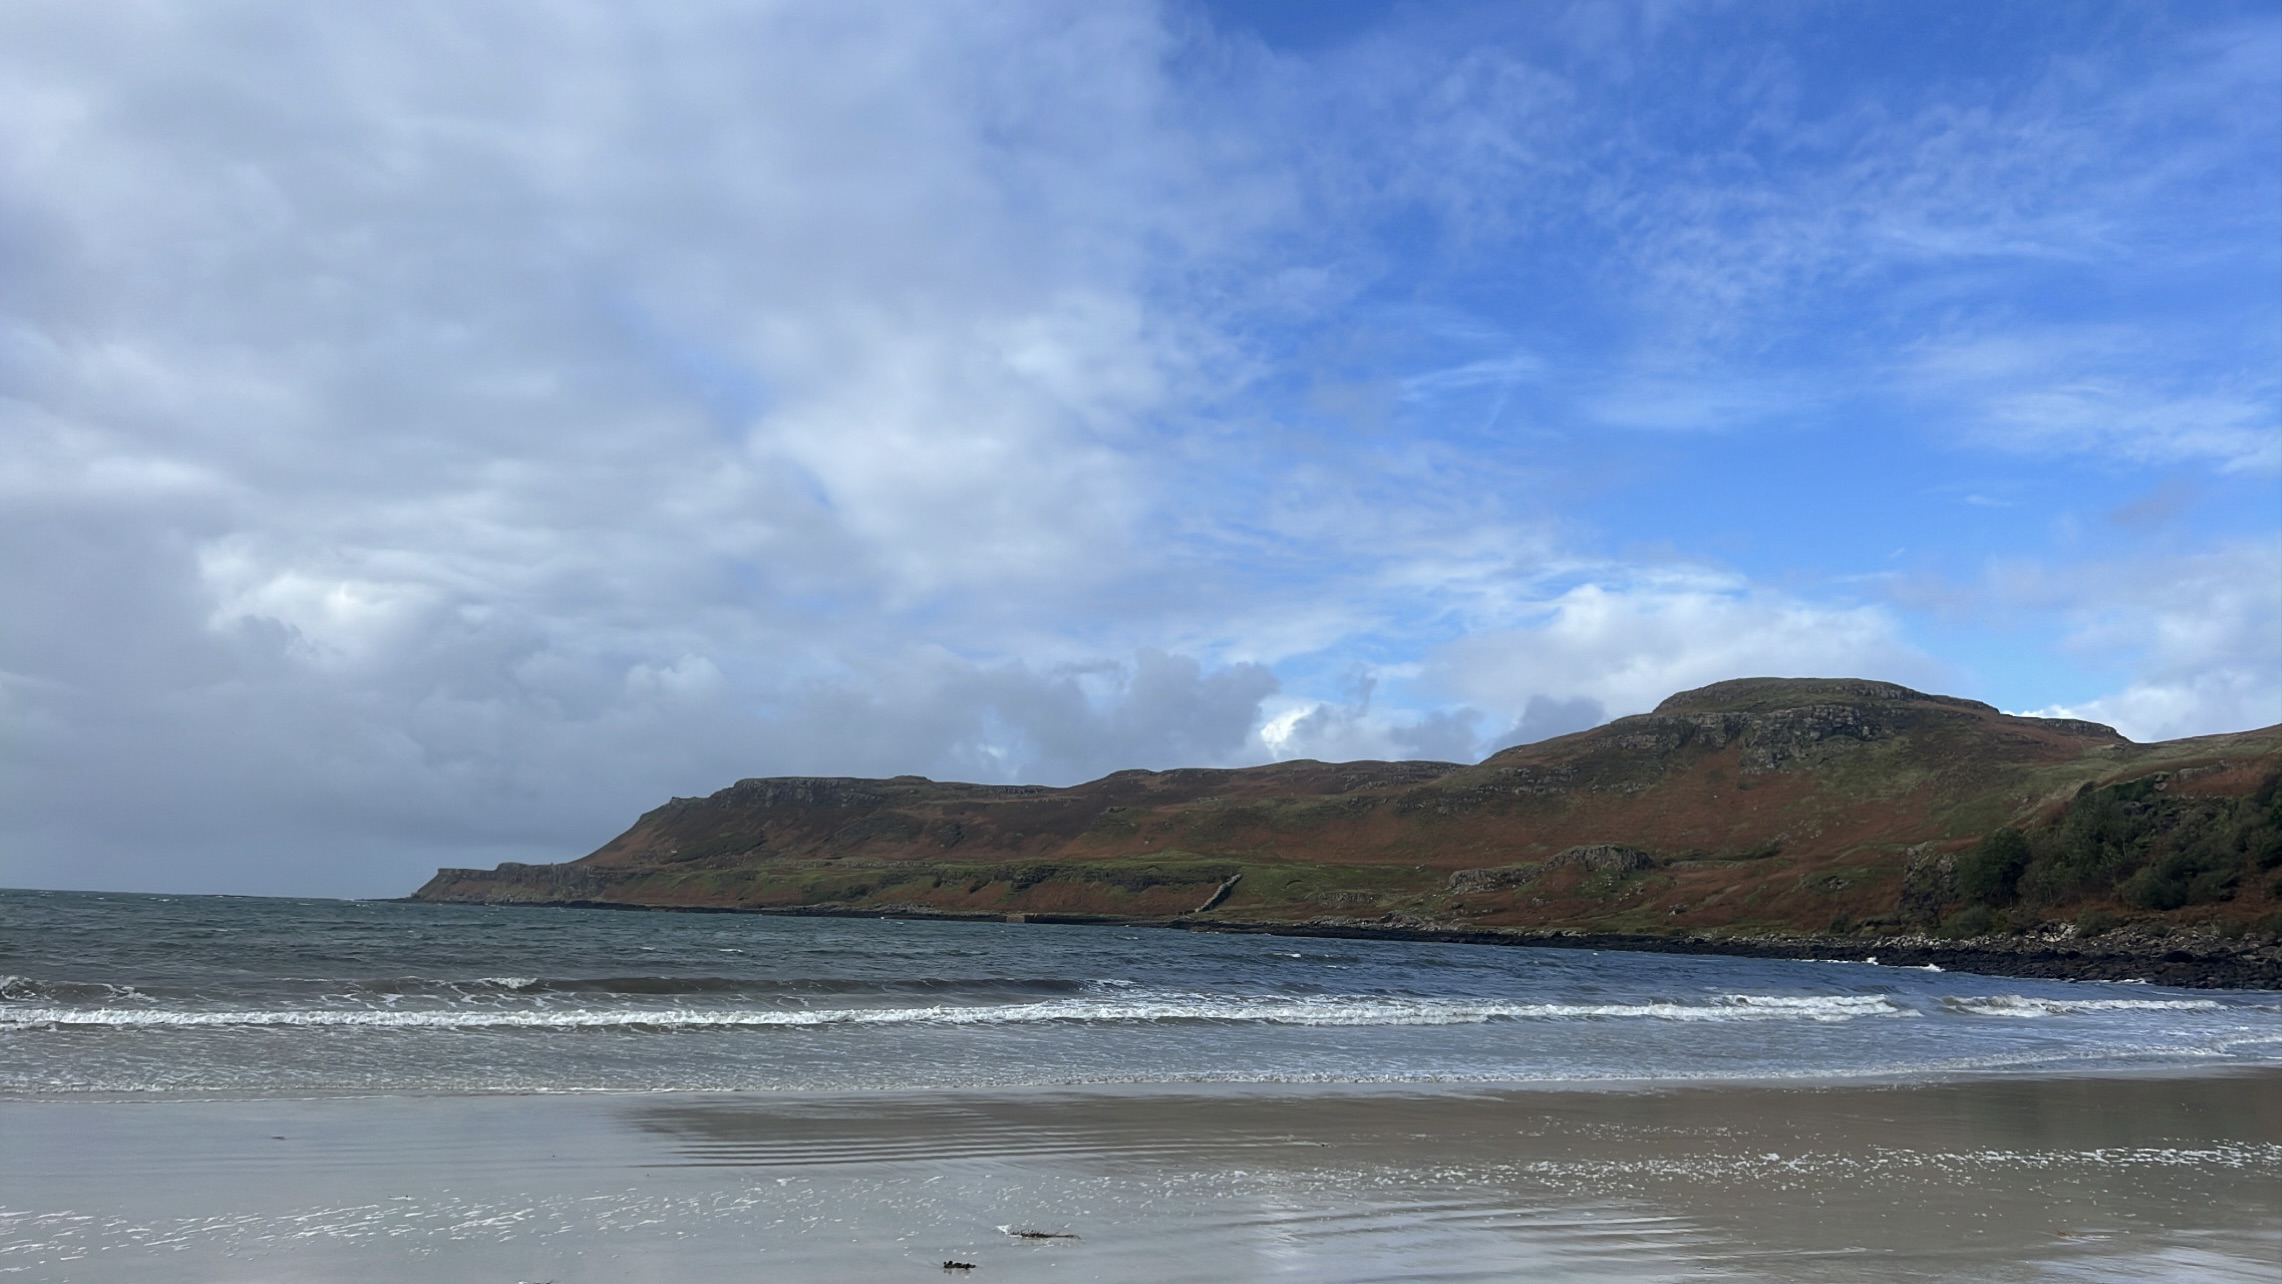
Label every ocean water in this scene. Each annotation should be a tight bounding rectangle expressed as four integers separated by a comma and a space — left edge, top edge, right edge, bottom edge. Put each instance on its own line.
4, 889, 2277, 1096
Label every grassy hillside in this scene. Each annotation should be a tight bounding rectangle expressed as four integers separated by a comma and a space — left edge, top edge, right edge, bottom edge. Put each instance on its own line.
414, 678, 2282, 944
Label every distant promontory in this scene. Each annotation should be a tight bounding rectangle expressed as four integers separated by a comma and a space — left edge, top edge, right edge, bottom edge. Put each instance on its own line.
414, 678, 2282, 987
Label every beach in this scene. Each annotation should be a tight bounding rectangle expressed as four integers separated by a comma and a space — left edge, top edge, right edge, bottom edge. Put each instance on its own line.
7, 1074, 2279, 1281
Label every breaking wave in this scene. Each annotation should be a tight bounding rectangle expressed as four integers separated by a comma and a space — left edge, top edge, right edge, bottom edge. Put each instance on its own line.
1944, 995, 2231, 1018
0, 992, 1911, 1032
0, 973, 1101, 1004
0, 976, 151, 1004
332, 974, 1100, 998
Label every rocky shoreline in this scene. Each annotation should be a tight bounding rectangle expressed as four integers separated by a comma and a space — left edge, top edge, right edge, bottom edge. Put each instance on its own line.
1170, 919, 2282, 990
440, 898, 2282, 990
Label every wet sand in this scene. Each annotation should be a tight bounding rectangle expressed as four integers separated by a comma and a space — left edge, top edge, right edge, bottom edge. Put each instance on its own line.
5, 1071, 2278, 1281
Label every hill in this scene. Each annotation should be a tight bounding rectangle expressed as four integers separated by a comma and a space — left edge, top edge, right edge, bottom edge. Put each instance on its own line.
412, 678, 2282, 985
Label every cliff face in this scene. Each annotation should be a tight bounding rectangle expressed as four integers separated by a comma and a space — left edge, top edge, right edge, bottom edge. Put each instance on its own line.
414, 678, 2282, 941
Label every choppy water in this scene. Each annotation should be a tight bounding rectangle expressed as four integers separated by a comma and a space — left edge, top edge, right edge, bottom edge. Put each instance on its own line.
3, 889, 2277, 1095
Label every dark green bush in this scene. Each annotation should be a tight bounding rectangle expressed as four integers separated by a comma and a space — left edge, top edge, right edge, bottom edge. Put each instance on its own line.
1939, 904, 1996, 938
2119, 848, 2239, 910
2246, 774, 2282, 869
2118, 864, 2188, 911
2015, 773, 2277, 912
1957, 828, 2031, 905
2016, 784, 2148, 906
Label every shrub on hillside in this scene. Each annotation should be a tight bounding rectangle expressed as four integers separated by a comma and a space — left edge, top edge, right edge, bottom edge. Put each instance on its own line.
2011, 773, 2281, 913
1957, 828, 2030, 905
1938, 904, 1996, 938
2119, 847, 2240, 910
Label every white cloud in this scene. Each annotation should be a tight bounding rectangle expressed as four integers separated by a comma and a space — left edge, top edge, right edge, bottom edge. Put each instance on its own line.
1908, 329, 2279, 473
1256, 680, 1490, 766
1427, 571, 1936, 729
1248, 569, 1937, 765
2001, 542, 2282, 742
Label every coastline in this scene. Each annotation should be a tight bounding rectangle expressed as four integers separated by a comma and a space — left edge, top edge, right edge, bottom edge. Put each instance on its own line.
393, 897, 2282, 990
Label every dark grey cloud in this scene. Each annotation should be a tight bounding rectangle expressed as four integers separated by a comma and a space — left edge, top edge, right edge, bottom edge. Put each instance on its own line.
1390, 707, 1484, 762
1, 629, 1287, 896
0, 0, 1310, 895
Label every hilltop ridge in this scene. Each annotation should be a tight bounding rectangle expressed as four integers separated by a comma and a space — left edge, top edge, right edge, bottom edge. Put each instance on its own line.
414, 678, 2282, 985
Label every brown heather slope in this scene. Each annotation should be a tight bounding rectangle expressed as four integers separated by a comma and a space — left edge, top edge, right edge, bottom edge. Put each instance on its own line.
414, 678, 2282, 983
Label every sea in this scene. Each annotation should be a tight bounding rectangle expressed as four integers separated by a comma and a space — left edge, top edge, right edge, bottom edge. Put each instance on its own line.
4, 888, 2280, 1281
4, 890, 2279, 1095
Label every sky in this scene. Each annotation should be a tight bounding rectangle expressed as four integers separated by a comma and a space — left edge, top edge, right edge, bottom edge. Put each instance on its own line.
3, 0, 2278, 897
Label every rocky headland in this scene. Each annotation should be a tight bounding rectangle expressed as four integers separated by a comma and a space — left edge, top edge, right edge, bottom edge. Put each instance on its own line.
413, 678, 2282, 988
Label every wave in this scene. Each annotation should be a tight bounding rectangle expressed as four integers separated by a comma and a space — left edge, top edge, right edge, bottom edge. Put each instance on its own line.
356, 974, 1103, 998
0, 992, 1911, 1032
0, 974, 1101, 1003
0, 976, 151, 1003
1944, 995, 2229, 1018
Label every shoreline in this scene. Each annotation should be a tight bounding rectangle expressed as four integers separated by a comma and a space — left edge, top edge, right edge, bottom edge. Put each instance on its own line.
395, 897, 2282, 990
11, 1059, 2279, 1108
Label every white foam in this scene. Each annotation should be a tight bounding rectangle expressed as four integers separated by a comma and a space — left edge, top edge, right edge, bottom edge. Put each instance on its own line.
1947, 995, 2226, 1018
0, 991, 1912, 1032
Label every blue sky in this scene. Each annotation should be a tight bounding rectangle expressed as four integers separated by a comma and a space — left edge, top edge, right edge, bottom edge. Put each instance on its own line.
2, 0, 2276, 895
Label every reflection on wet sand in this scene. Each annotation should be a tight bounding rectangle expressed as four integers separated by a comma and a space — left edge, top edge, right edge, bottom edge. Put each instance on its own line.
5, 1071, 2277, 1282
626, 1073, 2282, 1280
